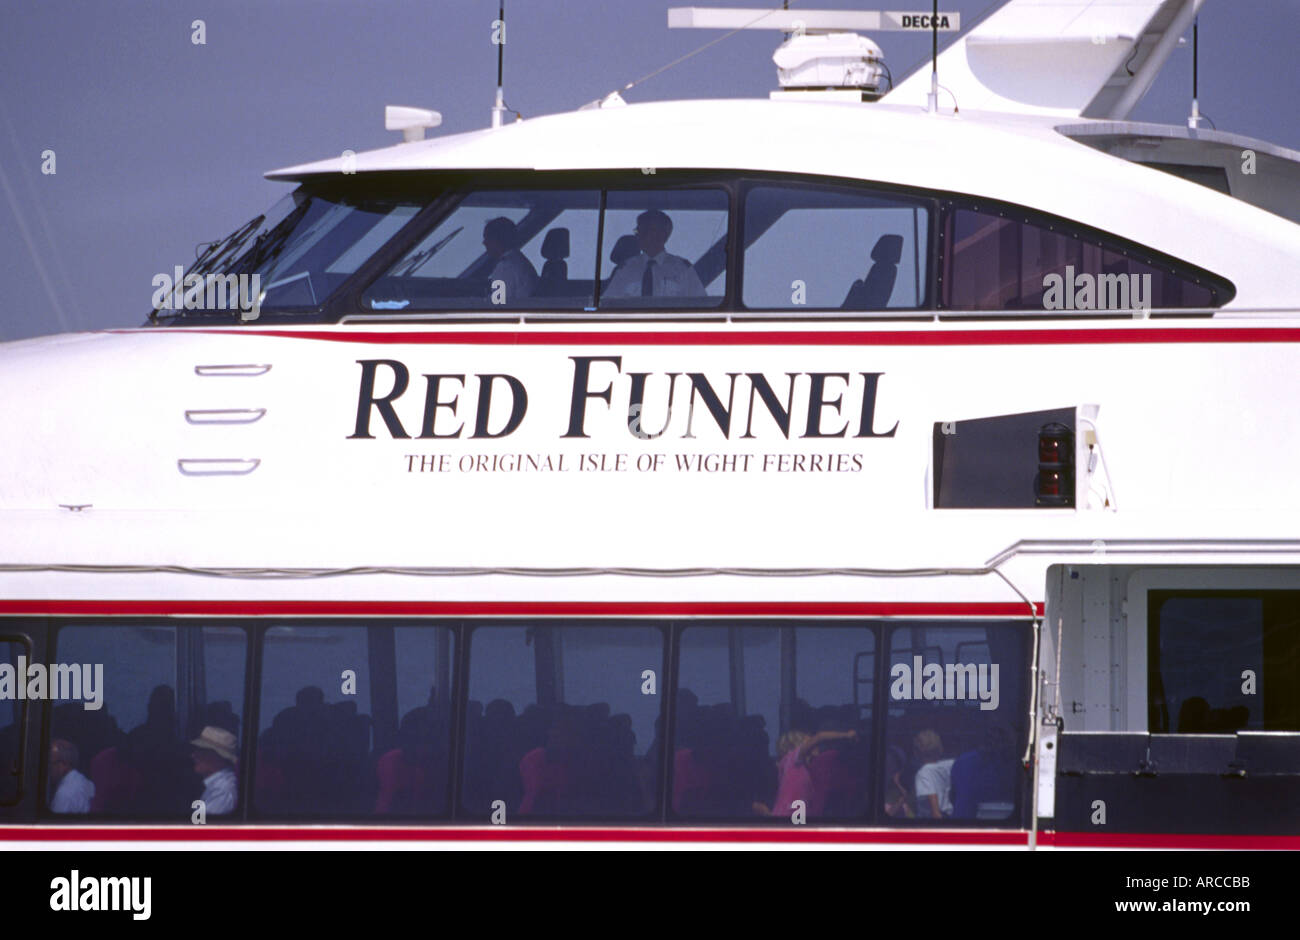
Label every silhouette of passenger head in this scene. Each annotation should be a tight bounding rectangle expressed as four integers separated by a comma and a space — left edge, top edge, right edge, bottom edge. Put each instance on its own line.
146, 686, 176, 727
634, 210, 672, 257
49, 739, 79, 786
296, 687, 325, 709
483, 217, 519, 258
190, 725, 238, 776
914, 729, 944, 764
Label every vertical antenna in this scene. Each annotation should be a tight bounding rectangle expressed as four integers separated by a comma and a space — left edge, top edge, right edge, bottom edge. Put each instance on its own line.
492, 0, 506, 128
1188, 15, 1200, 129
926, 0, 939, 113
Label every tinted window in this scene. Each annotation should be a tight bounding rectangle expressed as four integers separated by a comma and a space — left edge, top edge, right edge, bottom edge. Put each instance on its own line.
0, 639, 24, 805
599, 189, 727, 309
1149, 592, 1300, 733
461, 624, 665, 820
364, 190, 601, 310
942, 205, 1225, 312
255, 624, 454, 818
50, 624, 246, 817
884, 623, 1026, 823
674, 625, 874, 821
248, 194, 421, 310
743, 183, 929, 310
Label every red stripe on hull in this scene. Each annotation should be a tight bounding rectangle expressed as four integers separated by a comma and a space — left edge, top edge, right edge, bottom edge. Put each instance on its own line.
0, 601, 1042, 618
136, 327, 1300, 346
1042, 830, 1300, 850
0, 825, 1028, 845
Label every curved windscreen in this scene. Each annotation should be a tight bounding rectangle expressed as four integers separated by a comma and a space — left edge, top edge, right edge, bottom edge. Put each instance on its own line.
156, 188, 425, 318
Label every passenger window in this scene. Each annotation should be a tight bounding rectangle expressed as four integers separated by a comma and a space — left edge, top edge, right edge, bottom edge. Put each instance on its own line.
255, 624, 453, 819
599, 189, 727, 308
942, 206, 1224, 312
742, 183, 930, 310
1149, 592, 1300, 733
461, 624, 665, 819
49, 624, 246, 818
674, 625, 874, 821
884, 623, 1026, 823
0, 639, 25, 805
362, 190, 601, 310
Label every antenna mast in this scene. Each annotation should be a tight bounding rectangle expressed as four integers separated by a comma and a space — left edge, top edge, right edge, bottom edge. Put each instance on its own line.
492, 0, 507, 128
1188, 15, 1200, 129
926, 0, 938, 113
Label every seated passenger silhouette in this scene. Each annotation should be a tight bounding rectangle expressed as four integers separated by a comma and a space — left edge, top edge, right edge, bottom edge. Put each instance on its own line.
519, 708, 586, 815
117, 685, 196, 816
913, 729, 954, 819
603, 210, 706, 299
375, 704, 448, 814
49, 739, 94, 813
950, 725, 1017, 819
482, 217, 538, 303
754, 728, 856, 817
190, 725, 238, 815
883, 745, 915, 817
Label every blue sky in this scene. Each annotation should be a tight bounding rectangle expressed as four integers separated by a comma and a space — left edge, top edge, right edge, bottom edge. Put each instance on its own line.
1, 0, 1297, 341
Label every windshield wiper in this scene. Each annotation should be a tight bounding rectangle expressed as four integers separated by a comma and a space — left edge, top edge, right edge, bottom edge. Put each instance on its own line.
148, 214, 266, 322
191, 214, 265, 279
394, 226, 463, 277
238, 201, 312, 276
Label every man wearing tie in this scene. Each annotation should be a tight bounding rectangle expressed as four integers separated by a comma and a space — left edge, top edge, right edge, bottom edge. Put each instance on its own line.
604, 210, 706, 300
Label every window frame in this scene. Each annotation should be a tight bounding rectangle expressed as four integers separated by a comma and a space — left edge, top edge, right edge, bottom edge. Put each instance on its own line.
335, 171, 740, 321
0, 633, 32, 808
878, 620, 1032, 827
734, 178, 938, 317
17, 616, 1036, 828
182, 169, 1240, 324
458, 619, 671, 823
934, 196, 1236, 317
1147, 589, 1300, 735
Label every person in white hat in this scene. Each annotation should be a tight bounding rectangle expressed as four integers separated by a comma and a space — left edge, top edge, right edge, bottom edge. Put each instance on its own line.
190, 726, 238, 815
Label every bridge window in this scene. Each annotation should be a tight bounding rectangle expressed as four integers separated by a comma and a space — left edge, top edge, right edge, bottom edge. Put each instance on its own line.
598, 188, 728, 309
883, 623, 1027, 822
254, 623, 454, 818
363, 190, 602, 311
460, 624, 666, 820
673, 624, 874, 821
252, 194, 423, 311
742, 183, 930, 311
47, 624, 247, 818
941, 204, 1228, 312
1149, 591, 1300, 733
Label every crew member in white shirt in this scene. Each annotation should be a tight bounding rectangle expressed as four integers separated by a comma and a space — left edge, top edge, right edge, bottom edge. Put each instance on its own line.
604, 209, 706, 300
482, 217, 538, 304
49, 739, 95, 813
190, 725, 239, 815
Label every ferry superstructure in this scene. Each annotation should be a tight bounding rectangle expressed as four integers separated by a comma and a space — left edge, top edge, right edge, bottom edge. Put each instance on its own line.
2, 0, 1298, 848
